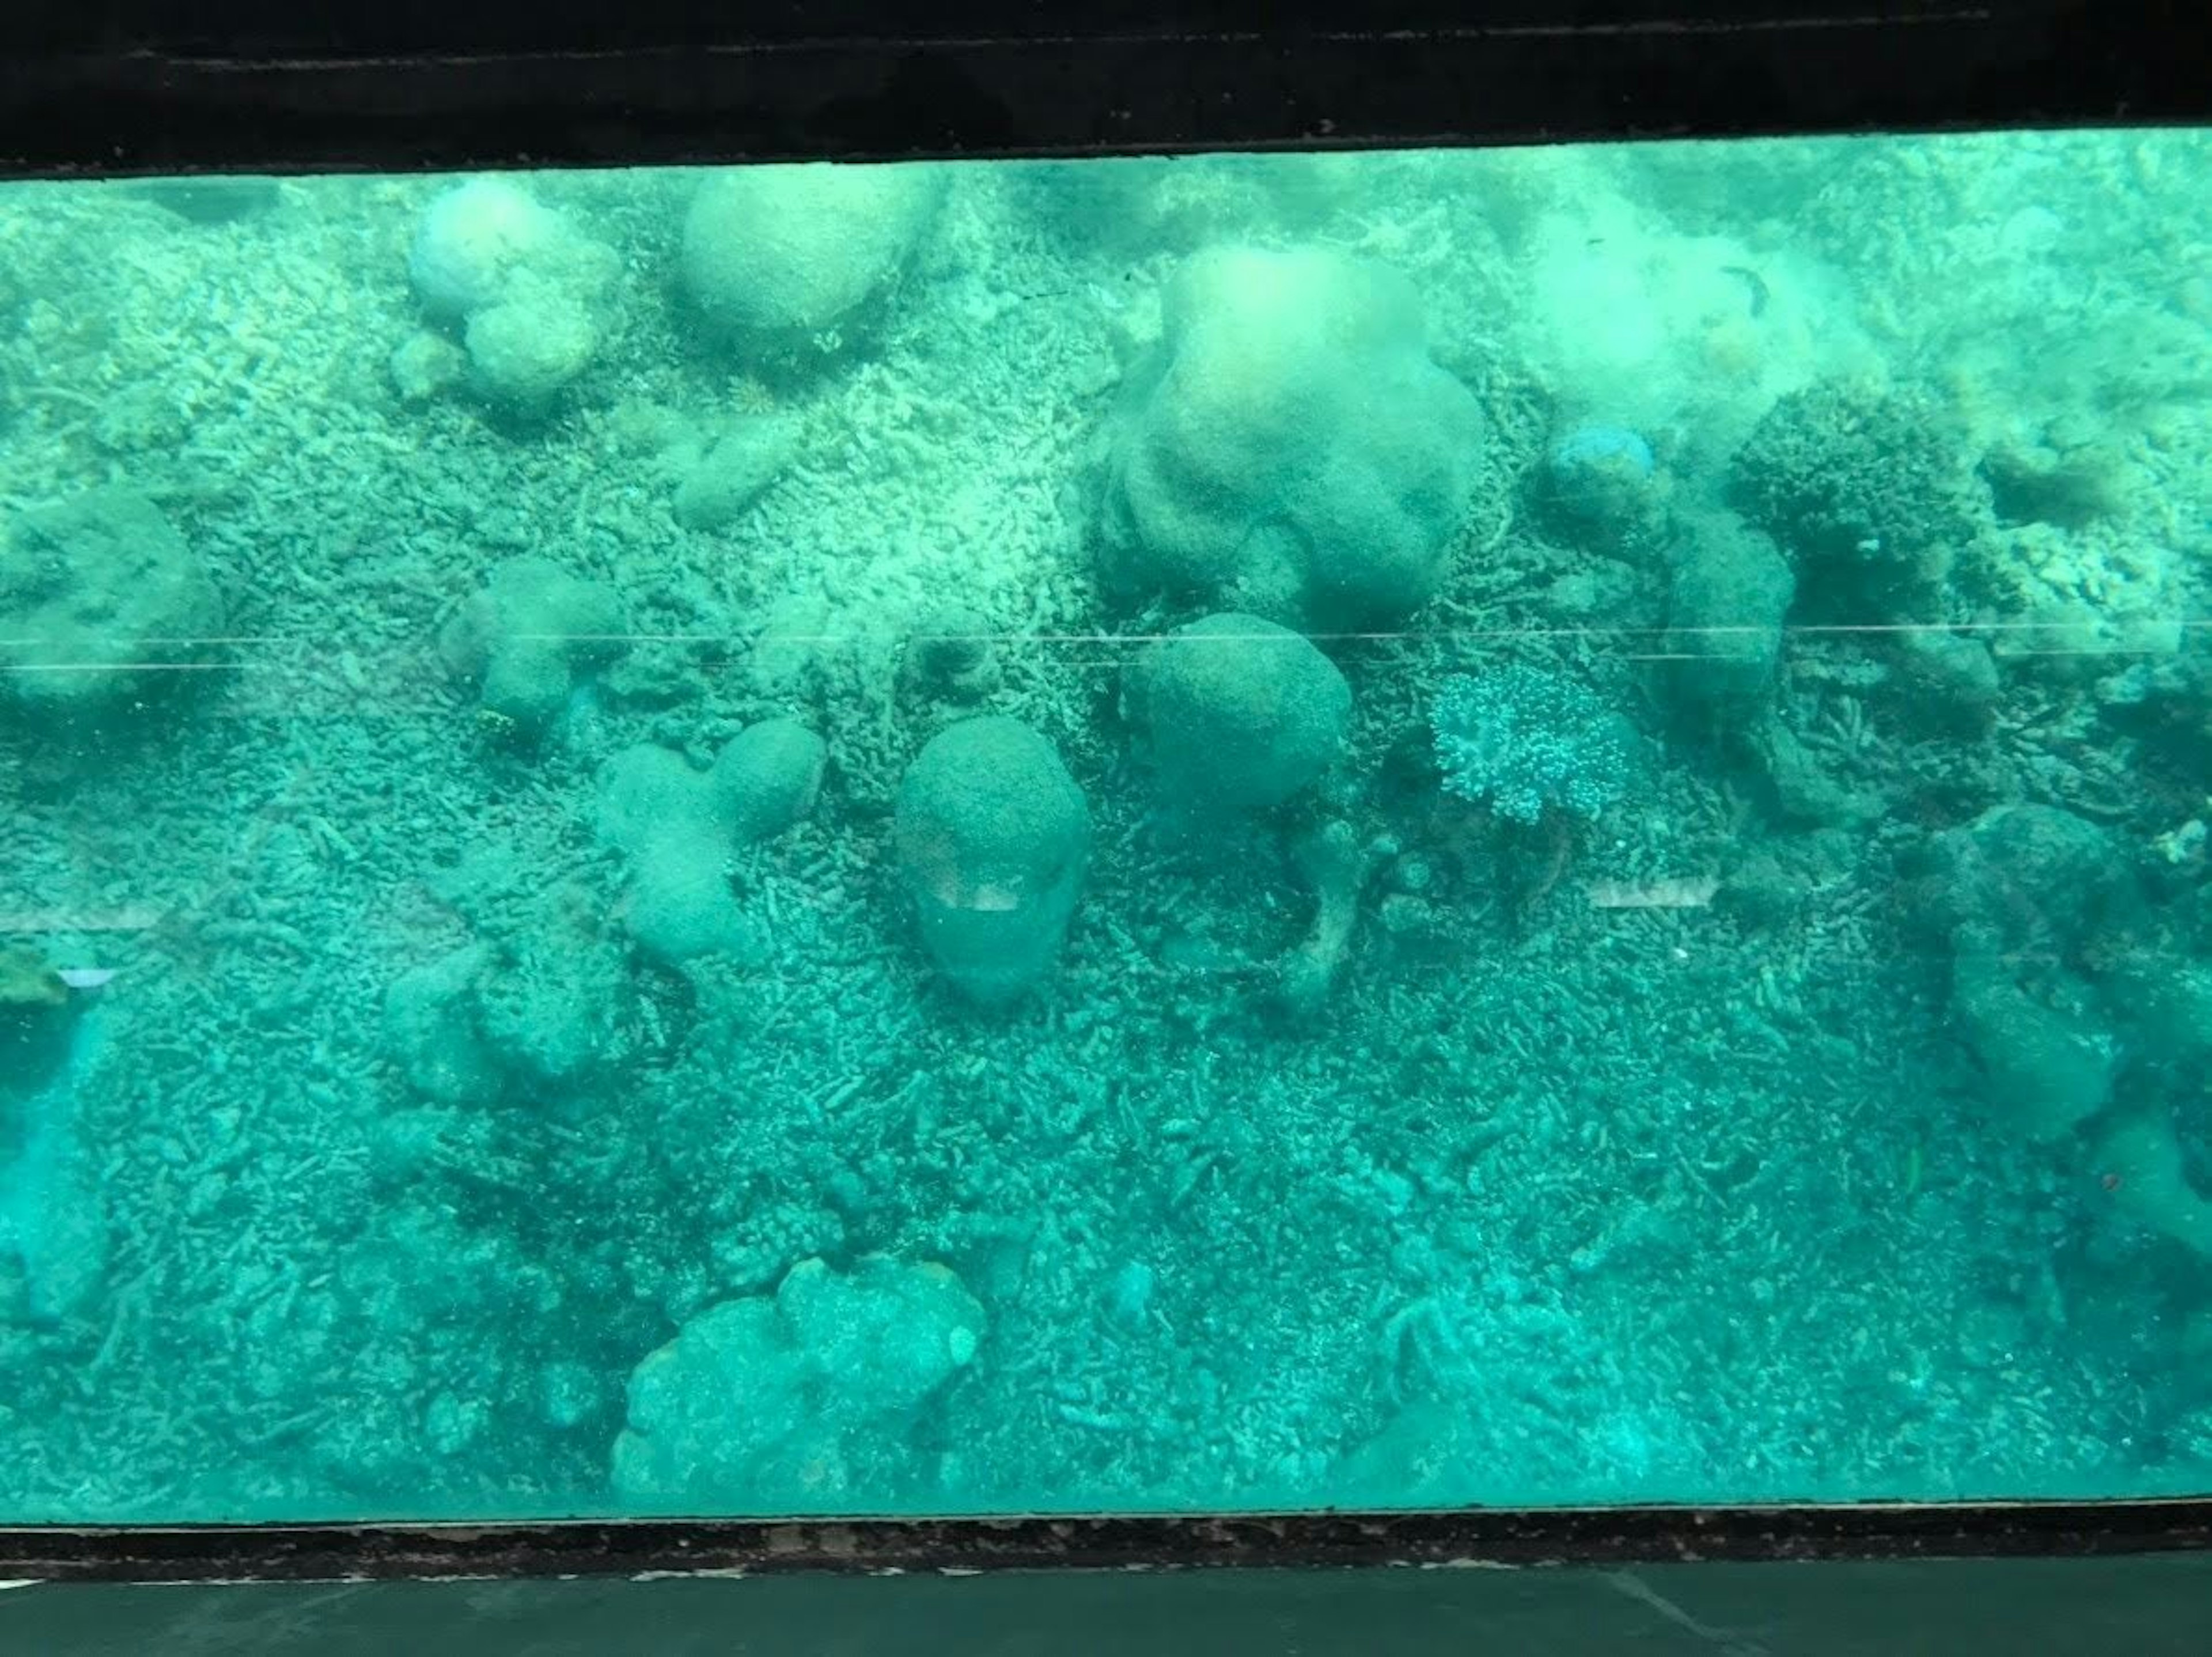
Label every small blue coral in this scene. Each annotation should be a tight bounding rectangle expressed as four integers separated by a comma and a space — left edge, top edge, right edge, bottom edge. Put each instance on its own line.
1431, 666, 1631, 825
1551, 423, 1655, 479
1546, 424, 1659, 545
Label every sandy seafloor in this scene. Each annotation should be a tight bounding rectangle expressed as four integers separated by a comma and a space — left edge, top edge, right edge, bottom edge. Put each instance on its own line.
0, 132, 2209, 1521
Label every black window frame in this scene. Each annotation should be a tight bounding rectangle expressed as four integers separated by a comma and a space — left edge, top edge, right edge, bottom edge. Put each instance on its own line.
2, 0, 2209, 1587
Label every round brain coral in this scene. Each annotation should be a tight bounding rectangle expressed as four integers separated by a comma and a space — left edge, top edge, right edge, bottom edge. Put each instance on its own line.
892, 716, 1090, 1006
1130, 611, 1351, 814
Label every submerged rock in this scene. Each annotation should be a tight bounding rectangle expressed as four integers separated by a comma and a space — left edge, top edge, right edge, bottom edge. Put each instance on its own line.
612, 1255, 984, 1510
0, 946, 77, 1092
672, 416, 800, 532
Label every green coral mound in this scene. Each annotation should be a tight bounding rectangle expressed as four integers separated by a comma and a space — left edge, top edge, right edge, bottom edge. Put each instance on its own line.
440, 555, 625, 743
1128, 611, 1351, 814
893, 716, 1090, 1006
593, 719, 825, 966
0, 486, 223, 732
1097, 244, 1483, 631
611, 1256, 985, 1511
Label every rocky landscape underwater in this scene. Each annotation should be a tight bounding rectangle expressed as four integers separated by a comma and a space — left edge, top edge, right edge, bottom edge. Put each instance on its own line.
0, 131, 2209, 1521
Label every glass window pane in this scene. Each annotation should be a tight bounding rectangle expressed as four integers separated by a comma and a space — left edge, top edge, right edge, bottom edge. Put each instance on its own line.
1, 131, 2207, 1522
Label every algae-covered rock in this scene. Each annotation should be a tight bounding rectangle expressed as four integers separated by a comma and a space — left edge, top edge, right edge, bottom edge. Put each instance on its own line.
611, 1255, 984, 1511
474, 931, 634, 1088
595, 744, 758, 966
463, 293, 599, 412
383, 929, 634, 1095
0, 946, 76, 1090
902, 606, 1001, 704
1892, 628, 2001, 734
389, 330, 468, 403
1097, 244, 1483, 631
440, 556, 625, 743
1918, 805, 2152, 1147
380, 946, 502, 1104
1128, 612, 1351, 814
680, 163, 946, 347
134, 175, 282, 225
1277, 818, 1376, 1018
2095, 1109, 2212, 1259
893, 716, 1089, 1006
1925, 803, 2142, 965
711, 716, 827, 845
1950, 946, 2119, 1143
1544, 423, 1664, 551
0, 486, 224, 732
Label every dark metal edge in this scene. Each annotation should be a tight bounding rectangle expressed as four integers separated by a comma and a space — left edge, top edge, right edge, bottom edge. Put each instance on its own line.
0, 2, 2207, 177
2, 1503, 2210, 1583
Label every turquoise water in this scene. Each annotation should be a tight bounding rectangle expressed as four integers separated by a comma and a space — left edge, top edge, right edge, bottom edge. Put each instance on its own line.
0, 134, 2209, 1522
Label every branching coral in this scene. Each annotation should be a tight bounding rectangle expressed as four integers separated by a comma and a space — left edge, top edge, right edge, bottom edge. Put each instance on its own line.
1431, 666, 1633, 825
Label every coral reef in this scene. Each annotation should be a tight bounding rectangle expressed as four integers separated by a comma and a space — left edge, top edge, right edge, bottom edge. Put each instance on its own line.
3, 132, 2210, 1529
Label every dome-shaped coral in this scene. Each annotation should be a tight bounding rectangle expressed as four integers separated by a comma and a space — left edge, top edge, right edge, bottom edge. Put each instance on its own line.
680, 162, 946, 347
892, 717, 1089, 1006
1098, 245, 1483, 632
1128, 612, 1351, 814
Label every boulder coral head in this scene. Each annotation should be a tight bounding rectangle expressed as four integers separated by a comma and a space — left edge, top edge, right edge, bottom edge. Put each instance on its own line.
1127, 611, 1351, 816
1098, 244, 1483, 633
892, 716, 1090, 1006
404, 176, 619, 412
0, 486, 224, 743
680, 162, 947, 352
